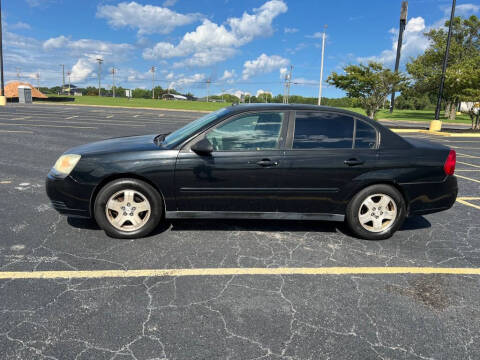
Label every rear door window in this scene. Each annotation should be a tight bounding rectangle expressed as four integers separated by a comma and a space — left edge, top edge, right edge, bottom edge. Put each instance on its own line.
355, 120, 377, 149
293, 112, 354, 149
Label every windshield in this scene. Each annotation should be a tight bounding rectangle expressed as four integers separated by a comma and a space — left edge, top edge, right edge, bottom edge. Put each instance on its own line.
161, 108, 229, 148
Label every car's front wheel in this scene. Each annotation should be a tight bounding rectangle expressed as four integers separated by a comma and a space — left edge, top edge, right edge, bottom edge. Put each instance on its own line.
94, 178, 163, 239
346, 184, 406, 240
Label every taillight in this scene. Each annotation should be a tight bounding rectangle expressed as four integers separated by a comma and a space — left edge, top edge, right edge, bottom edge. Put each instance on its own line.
444, 149, 456, 175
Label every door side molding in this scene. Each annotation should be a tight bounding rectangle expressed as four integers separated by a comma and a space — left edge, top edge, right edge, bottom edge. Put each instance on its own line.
165, 211, 345, 222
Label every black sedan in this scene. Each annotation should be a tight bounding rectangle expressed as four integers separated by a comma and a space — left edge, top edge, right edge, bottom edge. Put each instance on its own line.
46, 104, 458, 240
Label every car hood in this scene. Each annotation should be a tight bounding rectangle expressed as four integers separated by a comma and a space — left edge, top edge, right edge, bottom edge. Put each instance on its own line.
66, 134, 160, 155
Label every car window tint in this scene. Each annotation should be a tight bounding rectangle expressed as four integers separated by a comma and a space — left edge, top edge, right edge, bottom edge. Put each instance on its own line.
355, 120, 377, 149
206, 112, 283, 151
293, 112, 354, 149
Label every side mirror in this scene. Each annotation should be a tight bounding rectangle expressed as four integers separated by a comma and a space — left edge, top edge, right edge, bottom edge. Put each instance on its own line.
191, 138, 214, 155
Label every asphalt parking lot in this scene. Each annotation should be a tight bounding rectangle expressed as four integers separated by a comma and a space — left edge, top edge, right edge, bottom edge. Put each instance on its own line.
1, 103, 480, 359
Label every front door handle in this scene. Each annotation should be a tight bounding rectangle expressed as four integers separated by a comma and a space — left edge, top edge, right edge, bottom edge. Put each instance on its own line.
344, 158, 364, 166
256, 159, 279, 167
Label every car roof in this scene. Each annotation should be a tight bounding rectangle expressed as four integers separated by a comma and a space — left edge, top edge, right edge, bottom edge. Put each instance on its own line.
224, 103, 367, 119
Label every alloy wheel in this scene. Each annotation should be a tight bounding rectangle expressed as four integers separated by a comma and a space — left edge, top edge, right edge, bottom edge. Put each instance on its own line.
358, 193, 397, 233
105, 189, 151, 232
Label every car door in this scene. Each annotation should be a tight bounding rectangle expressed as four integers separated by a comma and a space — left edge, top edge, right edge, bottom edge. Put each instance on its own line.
277, 110, 379, 214
174, 111, 288, 213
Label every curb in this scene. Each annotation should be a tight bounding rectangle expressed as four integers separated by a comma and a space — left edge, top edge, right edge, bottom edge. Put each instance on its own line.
391, 129, 480, 138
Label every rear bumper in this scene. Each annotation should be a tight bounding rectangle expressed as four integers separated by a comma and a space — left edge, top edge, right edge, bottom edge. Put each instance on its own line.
46, 171, 93, 218
402, 175, 458, 216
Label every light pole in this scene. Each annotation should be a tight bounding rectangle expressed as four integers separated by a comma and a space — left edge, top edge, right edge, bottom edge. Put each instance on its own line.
151, 66, 155, 99
60, 64, 65, 94
390, 1, 408, 113
206, 79, 211, 102
96, 58, 103, 96
67, 71, 71, 94
430, 0, 456, 131
317, 24, 327, 106
0, 0, 5, 106
111, 67, 117, 98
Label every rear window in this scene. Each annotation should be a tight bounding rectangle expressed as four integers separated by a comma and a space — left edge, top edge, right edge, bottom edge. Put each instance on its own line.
355, 120, 377, 149
293, 112, 354, 149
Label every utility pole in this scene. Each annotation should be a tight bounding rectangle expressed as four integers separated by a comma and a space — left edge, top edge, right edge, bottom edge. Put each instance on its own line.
0, 0, 5, 105
151, 66, 155, 99
111, 67, 117, 98
36, 73, 40, 89
96, 58, 103, 96
389, 1, 408, 113
431, 0, 456, 131
67, 71, 71, 95
206, 79, 211, 102
318, 24, 327, 106
221, 89, 225, 102
60, 64, 65, 94
16, 67, 21, 80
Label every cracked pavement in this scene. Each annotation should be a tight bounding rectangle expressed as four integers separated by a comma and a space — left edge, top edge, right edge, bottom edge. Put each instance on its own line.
0, 104, 479, 359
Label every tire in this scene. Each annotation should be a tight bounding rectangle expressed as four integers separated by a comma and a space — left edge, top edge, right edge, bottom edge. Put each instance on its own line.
346, 184, 406, 240
94, 178, 163, 239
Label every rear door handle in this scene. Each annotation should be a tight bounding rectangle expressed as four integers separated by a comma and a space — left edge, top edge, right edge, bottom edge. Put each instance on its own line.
256, 159, 279, 167
344, 158, 364, 166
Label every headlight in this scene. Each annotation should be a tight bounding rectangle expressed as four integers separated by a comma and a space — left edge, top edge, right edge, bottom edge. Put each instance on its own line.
53, 154, 81, 176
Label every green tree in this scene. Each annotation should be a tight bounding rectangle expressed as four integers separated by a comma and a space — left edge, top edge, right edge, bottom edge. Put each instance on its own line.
407, 15, 480, 121
327, 62, 407, 119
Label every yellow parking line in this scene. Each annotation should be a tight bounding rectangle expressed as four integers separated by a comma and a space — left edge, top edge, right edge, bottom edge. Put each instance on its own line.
457, 161, 480, 168
0, 122, 96, 129
456, 174, 480, 184
0, 180, 12, 184
457, 198, 480, 210
0, 267, 480, 280
1, 118, 144, 128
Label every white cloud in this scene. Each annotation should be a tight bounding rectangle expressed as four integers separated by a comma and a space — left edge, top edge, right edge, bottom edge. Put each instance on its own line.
42, 36, 133, 61
10, 22, 31, 30
163, 0, 178, 7
306, 32, 322, 39
96, 1, 200, 35
43, 35, 70, 50
284, 27, 299, 34
242, 53, 289, 80
357, 17, 430, 66
168, 73, 206, 89
70, 57, 97, 83
444, 3, 479, 17
143, 0, 287, 67
256, 89, 272, 97
220, 69, 236, 81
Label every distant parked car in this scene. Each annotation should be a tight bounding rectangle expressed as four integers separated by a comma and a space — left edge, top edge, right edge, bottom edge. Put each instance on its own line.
46, 104, 457, 240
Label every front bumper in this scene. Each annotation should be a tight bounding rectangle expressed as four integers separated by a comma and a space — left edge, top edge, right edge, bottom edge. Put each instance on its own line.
46, 171, 94, 218
402, 175, 458, 216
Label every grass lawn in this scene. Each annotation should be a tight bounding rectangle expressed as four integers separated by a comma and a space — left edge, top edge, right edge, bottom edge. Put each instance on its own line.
43, 96, 472, 124
45, 95, 230, 112
344, 107, 471, 124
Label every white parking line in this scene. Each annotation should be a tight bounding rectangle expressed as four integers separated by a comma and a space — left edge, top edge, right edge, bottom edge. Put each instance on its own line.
65, 115, 79, 120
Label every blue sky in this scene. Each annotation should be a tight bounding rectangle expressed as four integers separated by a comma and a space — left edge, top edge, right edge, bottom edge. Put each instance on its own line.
2, 0, 480, 98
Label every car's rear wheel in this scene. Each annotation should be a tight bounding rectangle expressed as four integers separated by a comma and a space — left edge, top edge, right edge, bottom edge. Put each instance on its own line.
94, 178, 163, 239
346, 184, 406, 240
